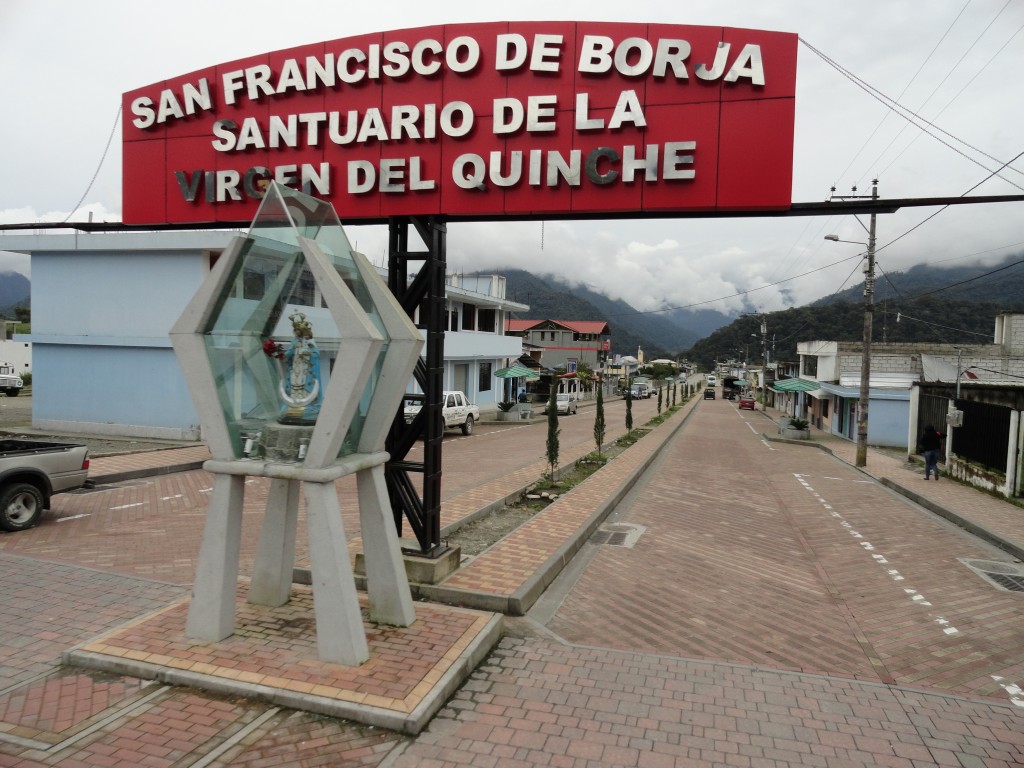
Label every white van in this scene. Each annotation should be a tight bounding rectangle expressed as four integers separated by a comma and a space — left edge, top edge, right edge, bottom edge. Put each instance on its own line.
706, 375, 717, 387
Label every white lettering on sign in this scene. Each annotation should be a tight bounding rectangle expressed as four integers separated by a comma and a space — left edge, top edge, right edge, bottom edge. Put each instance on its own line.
445, 141, 695, 191
210, 102, 474, 151
126, 24, 792, 215
578, 35, 764, 84
174, 163, 332, 202
130, 79, 212, 129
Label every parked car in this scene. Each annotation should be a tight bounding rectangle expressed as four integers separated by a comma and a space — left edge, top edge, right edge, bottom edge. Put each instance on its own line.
403, 390, 480, 435
738, 394, 756, 410
0, 363, 23, 397
544, 393, 578, 415
0, 440, 91, 531
703, 388, 716, 400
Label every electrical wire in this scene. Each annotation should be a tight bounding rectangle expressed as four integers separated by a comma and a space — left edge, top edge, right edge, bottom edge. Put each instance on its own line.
895, 311, 994, 339
872, 147, 1024, 256
61, 105, 122, 223
800, 38, 1024, 192
898, 256, 1024, 302
832, 0, 972, 185
869, 2, 1017, 178
880, 19, 1024, 178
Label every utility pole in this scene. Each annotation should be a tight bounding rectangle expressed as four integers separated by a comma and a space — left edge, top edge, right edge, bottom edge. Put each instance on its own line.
825, 180, 879, 468
760, 316, 768, 412
855, 180, 879, 467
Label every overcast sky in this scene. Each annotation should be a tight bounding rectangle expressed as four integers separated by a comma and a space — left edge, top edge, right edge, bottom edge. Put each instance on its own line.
2, 0, 1022, 317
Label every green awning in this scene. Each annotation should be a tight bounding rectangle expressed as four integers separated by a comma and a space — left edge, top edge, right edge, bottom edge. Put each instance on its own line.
495, 364, 539, 379
771, 378, 820, 392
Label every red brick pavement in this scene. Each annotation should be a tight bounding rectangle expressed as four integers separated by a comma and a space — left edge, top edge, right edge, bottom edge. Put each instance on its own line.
3, 393, 1024, 766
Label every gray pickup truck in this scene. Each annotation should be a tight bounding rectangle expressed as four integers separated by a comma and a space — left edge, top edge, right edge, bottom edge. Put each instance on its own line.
0, 440, 91, 531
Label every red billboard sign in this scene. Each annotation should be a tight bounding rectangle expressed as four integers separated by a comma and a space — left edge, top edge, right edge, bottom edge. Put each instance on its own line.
122, 22, 797, 224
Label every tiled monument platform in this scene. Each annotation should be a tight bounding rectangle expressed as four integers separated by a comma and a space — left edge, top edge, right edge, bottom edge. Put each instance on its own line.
63, 582, 502, 735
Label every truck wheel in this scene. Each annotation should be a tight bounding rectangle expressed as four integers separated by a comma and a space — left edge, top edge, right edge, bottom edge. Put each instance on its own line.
461, 415, 474, 435
0, 483, 45, 532
5, 388, 19, 397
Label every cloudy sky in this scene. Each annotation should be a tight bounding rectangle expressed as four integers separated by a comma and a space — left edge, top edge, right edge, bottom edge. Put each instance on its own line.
2, 0, 1022, 317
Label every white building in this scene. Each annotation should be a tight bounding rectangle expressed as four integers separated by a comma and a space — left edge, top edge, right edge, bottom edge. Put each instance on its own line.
5, 231, 527, 438
795, 313, 1024, 450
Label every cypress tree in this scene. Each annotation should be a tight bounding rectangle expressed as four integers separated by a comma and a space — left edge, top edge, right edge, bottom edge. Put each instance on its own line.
546, 384, 560, 481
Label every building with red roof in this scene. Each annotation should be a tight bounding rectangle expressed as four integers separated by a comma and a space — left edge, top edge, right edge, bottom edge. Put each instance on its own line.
505, 319, 611, 373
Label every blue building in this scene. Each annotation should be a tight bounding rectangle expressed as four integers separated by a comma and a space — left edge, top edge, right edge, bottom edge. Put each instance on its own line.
6, 231, 526, 438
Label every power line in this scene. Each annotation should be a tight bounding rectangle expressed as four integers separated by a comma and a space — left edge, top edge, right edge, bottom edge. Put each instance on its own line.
898, 256, 1024, 302
800, 38, 1024, 193
832, 0, 972, 185
895, 311, 993, 339
880, 18, 1024, 178
62, 105, 122, 223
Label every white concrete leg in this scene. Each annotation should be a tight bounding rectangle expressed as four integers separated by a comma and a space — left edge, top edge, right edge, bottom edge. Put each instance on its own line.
303, 481, 369, 666
357, 466, 415, 626
249, 478, 300, 607
186, 473, 245, 641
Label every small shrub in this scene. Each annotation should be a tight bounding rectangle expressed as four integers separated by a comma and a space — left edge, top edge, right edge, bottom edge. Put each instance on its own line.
498, 400, 516, 412
788, 417, 809, 430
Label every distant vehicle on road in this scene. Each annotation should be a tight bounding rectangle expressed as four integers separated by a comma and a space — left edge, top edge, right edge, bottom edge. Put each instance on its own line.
738, 394, 756, 410
544, 393, 578, 416
0, 363, 23, 397
706, 375, 717, 387
703, 388, 716, 400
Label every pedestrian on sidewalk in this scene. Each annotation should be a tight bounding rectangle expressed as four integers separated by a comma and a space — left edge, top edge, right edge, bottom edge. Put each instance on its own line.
920, 424, 945, 480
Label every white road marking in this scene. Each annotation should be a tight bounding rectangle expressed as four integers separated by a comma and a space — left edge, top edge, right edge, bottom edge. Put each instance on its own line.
110, 502, 144, 510
790, 473, 983, 692
991, 677, 1024, 708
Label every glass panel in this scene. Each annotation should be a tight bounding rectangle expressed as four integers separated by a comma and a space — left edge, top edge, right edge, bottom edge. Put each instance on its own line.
198, 182, 391, 461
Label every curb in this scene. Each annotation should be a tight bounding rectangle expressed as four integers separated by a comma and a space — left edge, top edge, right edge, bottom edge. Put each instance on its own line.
406, 401, 699, 616
879, 478, 1024, 562
90, 462, 208, 485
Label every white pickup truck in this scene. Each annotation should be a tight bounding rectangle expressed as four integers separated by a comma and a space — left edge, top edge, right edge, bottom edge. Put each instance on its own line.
0, 363, 23, 397
404, 390, 480, 435
0, 439, 91, 531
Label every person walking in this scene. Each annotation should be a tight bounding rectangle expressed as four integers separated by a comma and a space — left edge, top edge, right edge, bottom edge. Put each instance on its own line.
920, 424, 945, 480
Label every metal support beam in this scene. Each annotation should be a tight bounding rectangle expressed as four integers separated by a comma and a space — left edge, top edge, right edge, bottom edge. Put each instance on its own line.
385, 216, 448, 556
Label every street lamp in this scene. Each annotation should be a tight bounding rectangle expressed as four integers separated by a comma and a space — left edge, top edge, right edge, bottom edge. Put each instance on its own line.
825, 179, 878, 468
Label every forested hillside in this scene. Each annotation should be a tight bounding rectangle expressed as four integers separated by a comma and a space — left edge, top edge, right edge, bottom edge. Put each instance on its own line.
501, 269, 702, 358
684, 297, 1014, 371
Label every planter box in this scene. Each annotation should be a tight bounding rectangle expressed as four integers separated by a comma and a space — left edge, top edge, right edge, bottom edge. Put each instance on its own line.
781, 427, 811, 440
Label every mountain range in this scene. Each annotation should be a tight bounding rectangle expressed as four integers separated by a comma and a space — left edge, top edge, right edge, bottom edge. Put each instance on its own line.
501, 268, 731, 359
499, 252, 1024, 365
684, 253, 1024, 369
6, 253, 1023, 365
0, 271, 30, 317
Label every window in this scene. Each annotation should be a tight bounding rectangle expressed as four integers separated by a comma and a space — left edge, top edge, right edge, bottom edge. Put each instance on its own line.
448, 307, 459, 331
802, 356, 818, 377
478, 308, 496, 333
462, 305, 476, 331
478, 362, 492, 392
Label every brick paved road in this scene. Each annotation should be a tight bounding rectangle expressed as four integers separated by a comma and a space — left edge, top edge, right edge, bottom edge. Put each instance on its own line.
2, 394, 1022, 766
547, 397, 1024, 700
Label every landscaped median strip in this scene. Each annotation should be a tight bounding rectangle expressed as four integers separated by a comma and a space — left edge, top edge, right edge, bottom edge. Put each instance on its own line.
418, 397, 701, 615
